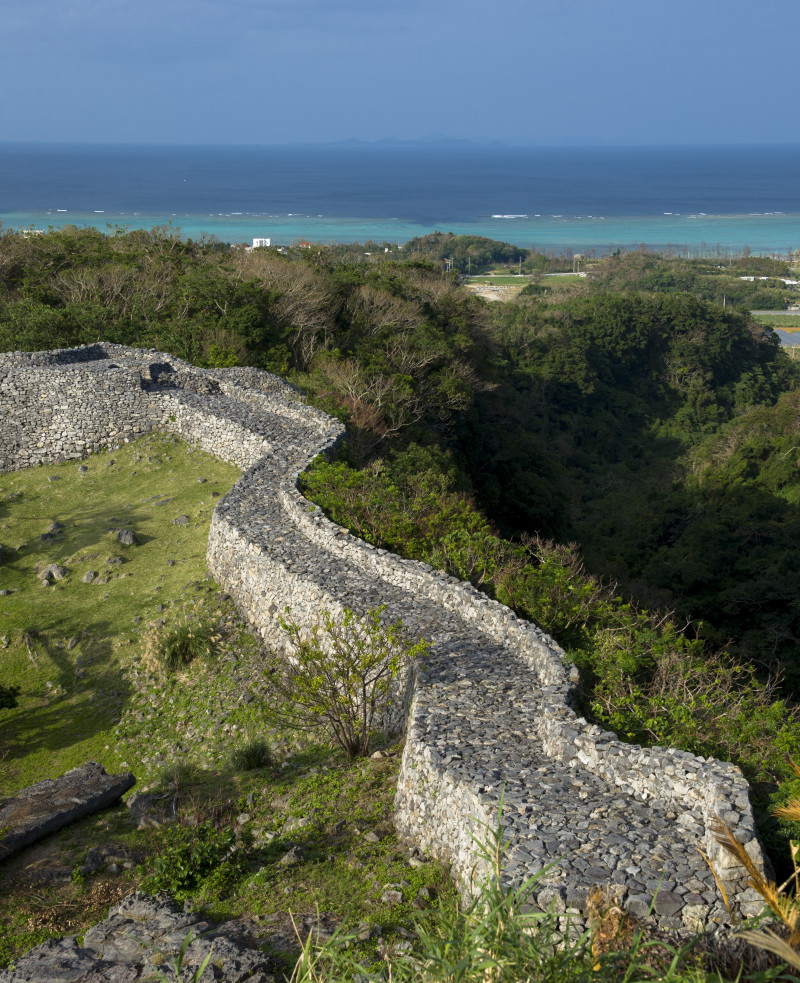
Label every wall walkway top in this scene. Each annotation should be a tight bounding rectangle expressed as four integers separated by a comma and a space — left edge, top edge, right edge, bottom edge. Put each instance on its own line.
0, 344, 765, 931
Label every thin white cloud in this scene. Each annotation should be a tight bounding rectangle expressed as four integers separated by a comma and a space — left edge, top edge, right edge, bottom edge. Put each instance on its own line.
4, 0, 422, 67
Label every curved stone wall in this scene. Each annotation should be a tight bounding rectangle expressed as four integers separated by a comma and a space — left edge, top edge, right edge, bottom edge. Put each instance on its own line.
0, 344, 765, 931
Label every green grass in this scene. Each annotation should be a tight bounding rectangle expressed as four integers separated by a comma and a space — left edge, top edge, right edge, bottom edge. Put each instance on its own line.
0, 432, 240, 792
215, 748, 456, 951
753, 312, 800, 329
0, 735, 458, 974
151, 615, 220, 672
231, 738, 273, 771
466, 275, 531, 286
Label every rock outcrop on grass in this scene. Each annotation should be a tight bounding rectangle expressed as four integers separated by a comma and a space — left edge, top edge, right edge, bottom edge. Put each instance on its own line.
0, 762, 135, 862
37, 563, 68, 584
0, 891, 276, 983
0, 343, 767, 930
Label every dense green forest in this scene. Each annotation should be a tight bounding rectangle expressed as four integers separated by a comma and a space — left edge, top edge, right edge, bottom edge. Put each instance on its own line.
3, 225, 800, 861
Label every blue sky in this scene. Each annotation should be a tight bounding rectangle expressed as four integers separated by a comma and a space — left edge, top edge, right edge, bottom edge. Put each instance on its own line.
2, 0, 797, 145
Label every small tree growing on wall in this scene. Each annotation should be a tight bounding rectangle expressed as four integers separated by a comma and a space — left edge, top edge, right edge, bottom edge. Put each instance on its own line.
272, 605, 428, 759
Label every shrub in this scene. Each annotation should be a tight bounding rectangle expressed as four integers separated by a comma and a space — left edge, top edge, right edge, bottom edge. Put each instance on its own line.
153, 760, 197, 791
429, 527, 520, 587
141, 820, 247, 902
0, 684, 19, 711
495, 535, 613, 648
230, 739, 273, 772
272, 605, 428, 759
577, 616, 800, 788
146, 608, 221, 673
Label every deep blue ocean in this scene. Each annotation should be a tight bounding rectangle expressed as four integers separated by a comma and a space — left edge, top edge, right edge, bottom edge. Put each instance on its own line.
1, 142, 799, 253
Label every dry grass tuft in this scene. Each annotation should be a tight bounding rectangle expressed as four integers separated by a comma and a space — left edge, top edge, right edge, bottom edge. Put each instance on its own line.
24, 881, 129, 933
705, 760, 800, 971
586, 886, 636, 965
142, 602, 222, 674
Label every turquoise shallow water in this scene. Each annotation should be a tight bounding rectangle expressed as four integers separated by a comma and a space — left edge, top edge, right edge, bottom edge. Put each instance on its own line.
3, 142, 799, 253
4, 209, 800, 254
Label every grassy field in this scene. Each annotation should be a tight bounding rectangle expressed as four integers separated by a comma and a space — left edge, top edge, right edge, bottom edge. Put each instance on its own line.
0, 727, 455, 975
753, 312, 800, 330
465, 275, 532, 286
540, 274, 586, 284
0, 432, 241, 792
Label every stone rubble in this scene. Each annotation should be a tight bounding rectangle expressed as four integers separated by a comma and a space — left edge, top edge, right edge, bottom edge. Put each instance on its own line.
0, 892, 276, 983
0, 343, 767, 931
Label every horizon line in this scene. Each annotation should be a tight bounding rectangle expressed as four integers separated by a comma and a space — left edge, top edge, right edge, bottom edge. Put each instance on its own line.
2, 139, 800, 152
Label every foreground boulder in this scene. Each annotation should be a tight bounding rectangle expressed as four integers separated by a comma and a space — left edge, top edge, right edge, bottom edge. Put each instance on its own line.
0, 762, 135, 862
0, 892, 276, 982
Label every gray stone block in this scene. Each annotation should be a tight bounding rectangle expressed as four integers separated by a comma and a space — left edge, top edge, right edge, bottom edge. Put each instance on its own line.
0, 761, 135, 861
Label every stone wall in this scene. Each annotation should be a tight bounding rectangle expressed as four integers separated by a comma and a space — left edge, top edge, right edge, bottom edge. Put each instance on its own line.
0, 343, 766, 931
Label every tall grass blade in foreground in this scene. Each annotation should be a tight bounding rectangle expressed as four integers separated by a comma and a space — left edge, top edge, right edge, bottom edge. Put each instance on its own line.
707, 760, 800, 971
289, 805, 709, 982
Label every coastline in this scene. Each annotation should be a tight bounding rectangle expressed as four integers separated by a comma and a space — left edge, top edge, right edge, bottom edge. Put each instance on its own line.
3, 209, 799, 255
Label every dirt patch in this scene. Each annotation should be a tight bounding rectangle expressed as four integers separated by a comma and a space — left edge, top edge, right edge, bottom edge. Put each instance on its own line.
463, 282, 526, 302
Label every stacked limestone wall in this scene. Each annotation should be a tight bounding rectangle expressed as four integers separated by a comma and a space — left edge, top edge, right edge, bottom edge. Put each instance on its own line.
0, 344, 766, 931
0, 353, 163, 471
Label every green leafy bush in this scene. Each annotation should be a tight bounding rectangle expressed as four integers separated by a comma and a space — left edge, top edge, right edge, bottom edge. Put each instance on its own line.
273, 605, 428, 759
300, 446, 482, 564
141, 821, 247, 901
495, 536, 613, 648
429, 527, 519, 587
0, 685, 19, 711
